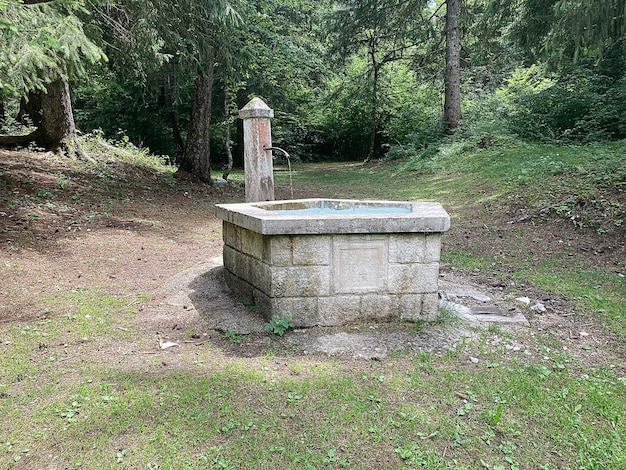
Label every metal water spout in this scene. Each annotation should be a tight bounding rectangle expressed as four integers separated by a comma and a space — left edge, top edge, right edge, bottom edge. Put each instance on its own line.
264, 145, 294, 199
263, 145, 290, 160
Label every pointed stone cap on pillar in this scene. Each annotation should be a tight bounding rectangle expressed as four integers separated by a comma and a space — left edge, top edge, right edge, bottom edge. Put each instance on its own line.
239, 97, 274, 119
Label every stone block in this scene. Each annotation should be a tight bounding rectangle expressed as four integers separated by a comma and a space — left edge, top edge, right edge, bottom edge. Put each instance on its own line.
270, 266, 330, 297
389, 234, 426, 263
251, 288, 272, 321
265, 296, 320, 327
360, 294, 399, 321
280, 297, 319, 327
223, 222, 242, 250
238, 252, 252, 281
247, 258, 271, 294
420, 293, 440, 320
318, 295, 362, 326
241, 228, 264, 259
223, 269, 254, 305
388, 262, 440, 294
223, 245, 244, 279
398, 294, 424, 321
292, 235, 331, 266
424, 234, 442, 262
264, 236, 293, 265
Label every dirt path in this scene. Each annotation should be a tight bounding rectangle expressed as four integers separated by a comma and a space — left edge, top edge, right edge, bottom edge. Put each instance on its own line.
1, 150, 224, 318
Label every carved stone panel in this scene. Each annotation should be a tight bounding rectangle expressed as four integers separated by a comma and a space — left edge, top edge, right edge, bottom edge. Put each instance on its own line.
332, 238, 387, 294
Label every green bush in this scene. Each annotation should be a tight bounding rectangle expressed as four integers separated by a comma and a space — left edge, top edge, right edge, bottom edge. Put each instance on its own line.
313, 59, 444, 161
73, 68, 184, 159
503, 68, 626, 142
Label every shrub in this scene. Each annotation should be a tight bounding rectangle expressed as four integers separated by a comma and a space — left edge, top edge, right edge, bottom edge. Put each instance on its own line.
501, 67, 626, 142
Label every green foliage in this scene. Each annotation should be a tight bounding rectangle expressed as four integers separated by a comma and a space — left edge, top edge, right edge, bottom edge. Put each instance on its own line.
473, 0, 626, 76
263, 314, 294, 336
0, 0, 106, 98
71, 0, 332, 164
224, 330, 244, 344
231, 0, 332, 162
77, 131, 174, 174
384, 68, 443, 145
323, 0, 437, 160
461, 0, 626, 145
487, 403, 504, 427
5, 0, 625, 168
83, 1, 170, 84
502, 68, 626, 142
397, 63, 626, 151
513, 0, 626, 68
73, 67, 181, 157
314, 59, 443, 160
312, 57, 373, 160
240, 297, 258, 312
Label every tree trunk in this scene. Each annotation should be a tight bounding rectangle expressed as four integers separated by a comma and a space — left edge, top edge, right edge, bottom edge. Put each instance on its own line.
0, 100, 5, 126
39, 78, 79, 152
222, 82, 234, 180
0, 78, 80, 155
364, 33, 379, 163
178, 59, 215, 184
444, 0, 462, 133
181, 72, 213, 181
162, 64, 185, 159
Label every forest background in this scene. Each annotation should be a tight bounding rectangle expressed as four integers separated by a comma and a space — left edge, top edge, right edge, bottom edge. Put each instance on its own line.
1, 0, 625, 180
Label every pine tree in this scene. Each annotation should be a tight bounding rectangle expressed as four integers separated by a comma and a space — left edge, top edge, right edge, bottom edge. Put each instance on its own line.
0, 0, 105, 154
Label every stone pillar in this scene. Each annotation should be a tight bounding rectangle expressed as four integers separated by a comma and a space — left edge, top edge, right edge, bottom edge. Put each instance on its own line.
239, 97, 275, 202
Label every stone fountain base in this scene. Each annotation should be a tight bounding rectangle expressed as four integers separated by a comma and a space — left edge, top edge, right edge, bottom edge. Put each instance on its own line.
215, 198, 450, 327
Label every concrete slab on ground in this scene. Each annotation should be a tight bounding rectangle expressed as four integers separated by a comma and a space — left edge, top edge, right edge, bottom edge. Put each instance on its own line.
159, 258, 529, 359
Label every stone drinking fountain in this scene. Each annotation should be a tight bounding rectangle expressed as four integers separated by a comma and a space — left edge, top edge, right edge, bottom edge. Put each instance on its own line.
215, 98, 450, 327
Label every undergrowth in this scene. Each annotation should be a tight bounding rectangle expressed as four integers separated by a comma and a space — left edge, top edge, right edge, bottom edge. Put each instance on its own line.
402, 138, 625, 234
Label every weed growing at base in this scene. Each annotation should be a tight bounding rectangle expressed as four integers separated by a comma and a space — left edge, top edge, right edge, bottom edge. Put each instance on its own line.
224, 330, 244, 344
264, 314, 294, 337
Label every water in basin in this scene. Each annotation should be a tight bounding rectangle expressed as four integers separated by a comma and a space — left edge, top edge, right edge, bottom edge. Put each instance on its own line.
273, 206, 411, 215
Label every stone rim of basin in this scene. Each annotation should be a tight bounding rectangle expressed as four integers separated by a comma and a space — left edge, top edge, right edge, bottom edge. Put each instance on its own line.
215, 198, 450, 235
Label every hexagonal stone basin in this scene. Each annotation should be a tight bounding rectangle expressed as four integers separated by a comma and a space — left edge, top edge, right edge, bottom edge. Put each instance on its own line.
215, 198, 450, 327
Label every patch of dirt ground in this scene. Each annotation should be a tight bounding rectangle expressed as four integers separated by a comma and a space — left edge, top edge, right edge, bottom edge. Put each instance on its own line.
1, 150, 624, 378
